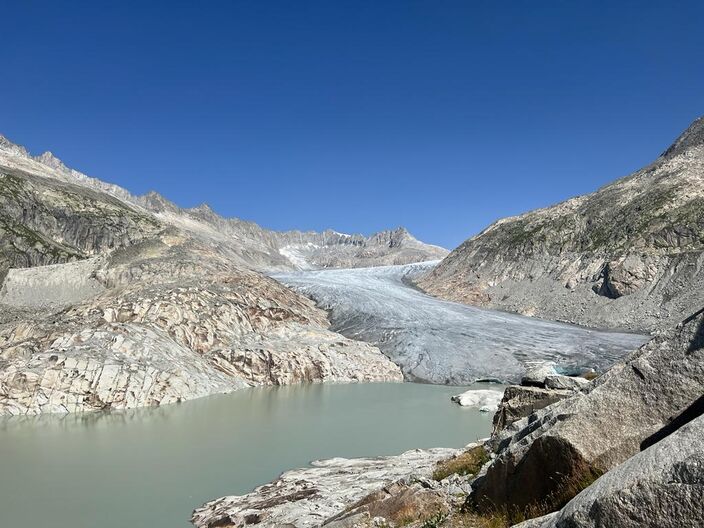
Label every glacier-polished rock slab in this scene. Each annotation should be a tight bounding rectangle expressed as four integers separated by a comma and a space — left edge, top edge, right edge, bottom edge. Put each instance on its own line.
274, 262, 649, 384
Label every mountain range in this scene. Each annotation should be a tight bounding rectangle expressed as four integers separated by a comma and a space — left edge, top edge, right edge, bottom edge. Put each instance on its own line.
0, 134, 449, 414
0, 134, 447, 278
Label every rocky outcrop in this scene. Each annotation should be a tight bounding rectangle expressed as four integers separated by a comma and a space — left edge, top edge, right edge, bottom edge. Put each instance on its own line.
471, 307, 704, 512
419, 117, 704, 333
0, 238, 402, 415
0, 168, 161, 274
191, 448, 460, 528
543, 375, 589, 391
514, 413, 704, 528
520, 362, 559, 387
491, 385, 573, 440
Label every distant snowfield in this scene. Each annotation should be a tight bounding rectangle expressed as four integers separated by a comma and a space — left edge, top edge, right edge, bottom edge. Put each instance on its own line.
274, 262, 649, 384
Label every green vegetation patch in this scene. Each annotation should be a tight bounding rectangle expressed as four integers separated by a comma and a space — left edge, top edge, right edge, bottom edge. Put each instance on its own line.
432, 446, 490, 481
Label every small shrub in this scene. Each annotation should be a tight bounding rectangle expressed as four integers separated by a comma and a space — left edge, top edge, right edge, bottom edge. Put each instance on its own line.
466, 465, 604, 526
432, 446, 490, 481
420, 512, 447, 527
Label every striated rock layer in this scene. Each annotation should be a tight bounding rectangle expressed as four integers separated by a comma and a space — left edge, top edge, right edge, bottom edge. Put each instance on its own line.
0, 235, 402, 415
419, 117, 704, 333
191, 447, 461, 528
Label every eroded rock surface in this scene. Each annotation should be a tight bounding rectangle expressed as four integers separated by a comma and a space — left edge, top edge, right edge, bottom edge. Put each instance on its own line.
191, 448, 459, 528
0, 238, 402, 415
490, 385, 573, 440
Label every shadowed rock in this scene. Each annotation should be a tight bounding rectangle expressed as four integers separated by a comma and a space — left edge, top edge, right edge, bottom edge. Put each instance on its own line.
513, 413, 704, 528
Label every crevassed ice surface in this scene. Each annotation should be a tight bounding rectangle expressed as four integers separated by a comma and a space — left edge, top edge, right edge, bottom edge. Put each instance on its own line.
274, 262, 650, 384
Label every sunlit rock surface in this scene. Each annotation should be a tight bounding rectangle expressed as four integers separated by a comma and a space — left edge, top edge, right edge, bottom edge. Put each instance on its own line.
275, 263, 649, 384
191, 447, 459, 528
0, 238, 402, 415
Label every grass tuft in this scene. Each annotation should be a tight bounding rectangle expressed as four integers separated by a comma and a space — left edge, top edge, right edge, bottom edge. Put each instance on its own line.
432, 446, 490, 482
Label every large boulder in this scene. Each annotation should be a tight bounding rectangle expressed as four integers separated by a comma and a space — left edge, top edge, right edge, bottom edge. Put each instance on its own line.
543, 374, 589, 391
491, 385, 573, 439
471, 308, 704, 511
512, 411, 704, 528
520, 362, 558, 387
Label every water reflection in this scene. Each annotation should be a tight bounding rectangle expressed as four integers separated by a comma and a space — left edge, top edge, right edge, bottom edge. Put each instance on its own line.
0, 382, 497, 528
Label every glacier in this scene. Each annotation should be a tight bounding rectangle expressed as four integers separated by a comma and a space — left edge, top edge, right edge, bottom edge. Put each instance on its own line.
274, 262, 650, 384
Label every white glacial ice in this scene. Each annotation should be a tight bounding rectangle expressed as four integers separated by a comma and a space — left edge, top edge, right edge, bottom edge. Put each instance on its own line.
274, 262, 649, 384
451, 389, 504, 410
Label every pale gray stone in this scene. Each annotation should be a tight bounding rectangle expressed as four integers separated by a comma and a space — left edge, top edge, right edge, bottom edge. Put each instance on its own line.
191, 448, 459, 528
543, 374, 589, 391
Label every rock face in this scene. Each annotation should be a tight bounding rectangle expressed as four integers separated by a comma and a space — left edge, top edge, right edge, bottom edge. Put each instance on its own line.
514, 413, 704, 528
471, 307, 704, 511
0, 237, 402, 415
0, 249, 402, 415
191, 448, 459, 528
419, 117, 704, 333
491, 385, 573, 440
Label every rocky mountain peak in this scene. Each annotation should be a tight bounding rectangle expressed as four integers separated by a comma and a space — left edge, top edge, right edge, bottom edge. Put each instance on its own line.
187, 203, 221, 223
661, 115, 704, 159
138, 191, 180, 213
370, 227, 414, 248
35, 151, 69, 172
0, 134, 30, 157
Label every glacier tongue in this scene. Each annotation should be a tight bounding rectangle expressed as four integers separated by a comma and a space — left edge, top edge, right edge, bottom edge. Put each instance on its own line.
274, 262, 649, 384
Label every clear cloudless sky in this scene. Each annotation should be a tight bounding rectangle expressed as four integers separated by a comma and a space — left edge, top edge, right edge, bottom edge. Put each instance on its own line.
2, 1, 703, 248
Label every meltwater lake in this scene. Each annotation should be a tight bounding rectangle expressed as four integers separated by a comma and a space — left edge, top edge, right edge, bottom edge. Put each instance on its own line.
0, 382, 498, 528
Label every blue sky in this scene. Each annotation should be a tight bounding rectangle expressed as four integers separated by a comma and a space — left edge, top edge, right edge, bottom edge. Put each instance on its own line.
2, 1, 703, 248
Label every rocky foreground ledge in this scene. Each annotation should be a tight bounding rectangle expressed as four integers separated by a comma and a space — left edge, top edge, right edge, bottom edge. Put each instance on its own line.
192, 308, 704, 527
191, 447, 467, 528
